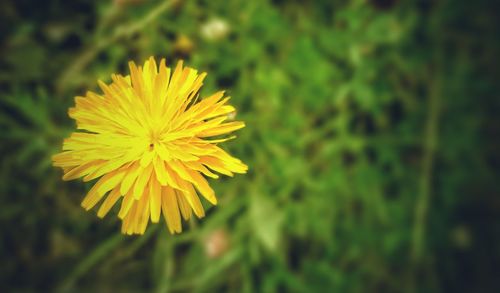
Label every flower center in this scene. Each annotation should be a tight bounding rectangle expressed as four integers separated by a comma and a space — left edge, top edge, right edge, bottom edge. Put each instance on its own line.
149, 130, 162, 150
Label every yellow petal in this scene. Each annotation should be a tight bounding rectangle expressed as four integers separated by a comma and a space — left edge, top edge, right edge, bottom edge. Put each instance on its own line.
186, 168, 217, 205
62, 160, 105, 181
161, 186, 182, 233
198, 121, 245, 137
184, 161, 219, 179
97, 188, 122, 218
81, 168, 126, 210
176, 179, 205, 218
149, 177, 162, 223
118, 187, 136, 219
176, 190, 192, 221
120, 162, 140, 194
134, 189, 150, 234
133, 163, 153, 199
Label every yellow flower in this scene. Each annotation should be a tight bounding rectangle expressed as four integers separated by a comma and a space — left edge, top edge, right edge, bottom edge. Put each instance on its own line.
53, 57, 247, 235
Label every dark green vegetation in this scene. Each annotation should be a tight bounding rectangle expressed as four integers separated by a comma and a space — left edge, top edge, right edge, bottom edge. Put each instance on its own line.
1, 0, 499, 292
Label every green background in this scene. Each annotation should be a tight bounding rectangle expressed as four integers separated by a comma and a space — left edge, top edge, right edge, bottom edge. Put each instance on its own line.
1, 0, 499, 292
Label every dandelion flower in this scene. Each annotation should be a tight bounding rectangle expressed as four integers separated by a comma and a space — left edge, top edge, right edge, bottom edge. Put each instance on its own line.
53, 57, 247, 235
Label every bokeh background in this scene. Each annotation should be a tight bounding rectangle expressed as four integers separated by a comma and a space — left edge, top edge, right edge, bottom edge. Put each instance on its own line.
1, 0, 499, 292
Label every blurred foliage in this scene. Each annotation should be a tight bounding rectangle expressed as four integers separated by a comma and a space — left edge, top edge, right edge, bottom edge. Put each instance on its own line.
0, 0, 499, 292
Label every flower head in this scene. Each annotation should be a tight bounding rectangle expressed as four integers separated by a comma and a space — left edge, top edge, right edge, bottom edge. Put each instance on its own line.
53, 57, 247, 235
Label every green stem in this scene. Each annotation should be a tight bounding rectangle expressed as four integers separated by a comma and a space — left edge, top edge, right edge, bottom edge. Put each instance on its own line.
56, 233, 125, 292
411, 51, 442, 263
56, 0, 178, 93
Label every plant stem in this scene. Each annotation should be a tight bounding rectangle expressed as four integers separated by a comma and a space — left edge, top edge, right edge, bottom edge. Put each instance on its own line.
56, 0, 178, 93
411, 49, 442, 264
56, 233, 125, 292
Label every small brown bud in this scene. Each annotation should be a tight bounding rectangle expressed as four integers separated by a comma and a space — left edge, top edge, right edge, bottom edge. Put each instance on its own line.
204, 229, 229, 258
